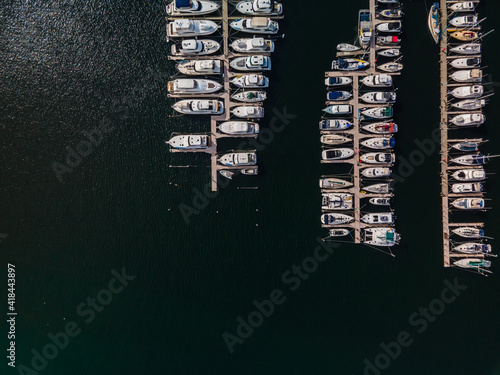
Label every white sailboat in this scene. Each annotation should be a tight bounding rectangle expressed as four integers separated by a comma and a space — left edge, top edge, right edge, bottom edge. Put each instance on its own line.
452, 227, 485, 239
360, 137, 395, 149
449, 85, 483, 99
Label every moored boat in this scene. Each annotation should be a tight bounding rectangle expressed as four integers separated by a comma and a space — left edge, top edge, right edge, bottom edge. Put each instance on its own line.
331, 59, 369, 71
377, 48, 401, 57
231, 74, 269, 88
452, 99, 486, 110
452, 227, 485, 239
450, 69, 482, 83
231, 90, 267, 102
167, 19, 220, 38
450, 154, 488, 166
450, 30, 479, 41
449, 2, 476, 12
378, 62, 403, 73
376, 22, 402, 33
360, 152, 395, 164
450, 85, 483, 99
166, 134, 211, 149
450, 57, 481, 69
171, 39, 220, 56
176, 59, 222, 75
236, 0, 283, 16
362, 122, 398, 134
453, 258, 491, 270
231, 105, 264, 118
321, 213, 354, 226
361, 107, 393, 119
172, 99, 224, 114
379, 9, 404, 19
360, 137, 395, 149
451, 168, 486, 181
166, 0, 220, 16
361, 212, 394, 225
453, 243, 491, 255
325, 77, 353, 87
327, 91, 352, 101
363, 183, 391, 194
361, 74, 393, 87
449, 113, 485, 127
428, 2, 440, 43
337, 43, 361, 52
369, 197, 391, 206
230, 17, 279, 34
320, 134, 351, 146
230, 37, 275, 53
450, 15, 479, 28
230, 55, 271, 71
377, 35, 400, 45
319, 177, 353, 190
360, 91, 396, 104
328, 228, 350, 237
363, 227, 400, 247
319, 119, 352, 131
450, 43, 481, 55
168, 78, 222, 95
359, 9, 373, 47
322, 148, 355, 161
451, 197, 485, 210
323, 105, 352, 115
451, 140, 482, 152
451, 182, 484, 193
218, 121, 259, 135
218, 152, 257, 166
321, 193, 353, 211
361, 167, 392, 178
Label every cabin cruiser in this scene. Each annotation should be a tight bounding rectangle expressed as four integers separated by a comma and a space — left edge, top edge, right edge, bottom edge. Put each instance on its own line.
319, 177, 353, 190
450, 85, 483, 99
358, 9, 373, 47
361, 92, 396, 104
360, 152, 395, 164
321, 193, 353, 211
378, 62, 403, 73
361, 107, 393, 119
453, 258, 491, 270
325, 77, 353, 87
236, 0, 283, 15
363, 227, 400, 247
449, 2, 476, 12
176, 59, 222, 75
361, 212, 394, 225
218, 121, 259, 135
450, 30, 478, 41
360, 137, 395, 149
166, 134, 210, 150
319, 119, 352, 131
167, 19, 220, 38
172, 99, 224, 115
450, 69, 482, 83
231, 106, 264, 118
369, 197, 391, 206
168, 79, 222, 95
331, 59, 369, 71
166, 0, 220, 16
231, 74, 269, 88
230, 17, 279, 34
361, 167, 392, 178
377, 35, 400, 45
322, 148, 355, 161
450, 57, 481, 69
379, 9, 404, 19
231, 90, 267, 102
328, 229, 350, 237
451, 168, 486, 181
453, 243, 491, 255
171, 39, 220, 56
452, 227, 485, 239
451, 197, 485, 210
452, 99, 486, 110
377, 48, 401, 57
362, 122, 398, 134
327, 91, 352, 101
230, 37, 275, 53
218, 152, 257, 166
450, 43, 481, 55
320, 134, 351, 146
451, 140, 482, 152
450, 154, 488, 166
449, 113, 485, 127
337, 43, 361, 52
323, 105, 352, 115
376, 22, 402, 33
361, 74, 393, 87
450, 15, 479, 28
363, 183, 391, 194
321, 213, 354, 226
451, 182, 483, 194
230, 55, 271, 71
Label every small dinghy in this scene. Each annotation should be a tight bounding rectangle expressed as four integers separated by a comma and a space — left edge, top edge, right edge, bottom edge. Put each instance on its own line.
376, 22, 402, 33
450, 30, 479, 42
450, 43, 481, 55
171, 39, 220, 56
450, 85, 483, 99
331, 59, 369, 71
452, 227, 485, 239
451, 182, 483, 193
361, 107, 393, 119
319, 119, 352, 131
172, 99, 224, 115
325, 77, 353, 87
327, 91, 352, 101
337, 43, 361, 52
241, 168, 258, 175
230, 17, 279, 34
377, 35, 401, 45
379, 9, 404, 19
450, 154, 488, 166
363, 183, 391, 194
451, 168, 486, 181
320, 134, 351, 146
321, 213, 354, 226
361, 74, 393, 87
168, 79, 222, 95
219, 170, 234, 179
230, 37, 275, 53
167, 19, 220, 38
450, 69, 482, 83
451, 197, 485, 210
218, 152, 257, 166
362, 122, 398, 134
450, 57, 481, 69
363, 227, 401, 247
361, 212, 394, 224
450, 15, 479, 28
329, 229, 350, 237
231, 90, 267, 102
166, 134, 211, 150
361, 167, 392, 178
451, 140, 482, 152
231, 74, 269, 88
321, 193, 353, 211
449, 2, 476, 12
454, 258, 491, 270
452, 99, 486, 110
454, 243, 491, 255
231, 106, 264, 118
322, 148, 355, 161
236, 0, 283, 15
369, 197, 391, 206
377, 48, 401, 57
319, 177, 353, 190
230, 55, 271, 71
218, 121, 259, 135
361, 137, 395, 149
166, 0, 220, 16
378, 62, 404, 73
323, 105, 352, 115
361, 92, 396, 104
450, 113, 485, 127
360, 152, 395, 164
176, 59, 222, 75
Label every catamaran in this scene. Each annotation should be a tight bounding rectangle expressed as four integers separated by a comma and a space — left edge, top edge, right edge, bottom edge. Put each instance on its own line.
176, 59, 222, 75
363, 227, 400, 247
321, 193, 353, 211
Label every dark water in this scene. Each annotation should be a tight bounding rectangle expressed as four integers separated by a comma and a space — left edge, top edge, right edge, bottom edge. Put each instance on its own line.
1, 0, 500, 374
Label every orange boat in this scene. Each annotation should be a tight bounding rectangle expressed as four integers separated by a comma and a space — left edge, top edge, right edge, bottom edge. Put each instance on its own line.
450, 30, 478, 41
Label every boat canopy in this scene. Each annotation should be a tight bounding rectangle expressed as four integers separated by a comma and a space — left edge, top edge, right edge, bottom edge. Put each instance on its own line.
176, 0, 192, 8
252, 17, 270, 27
178, 80, 196, 89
